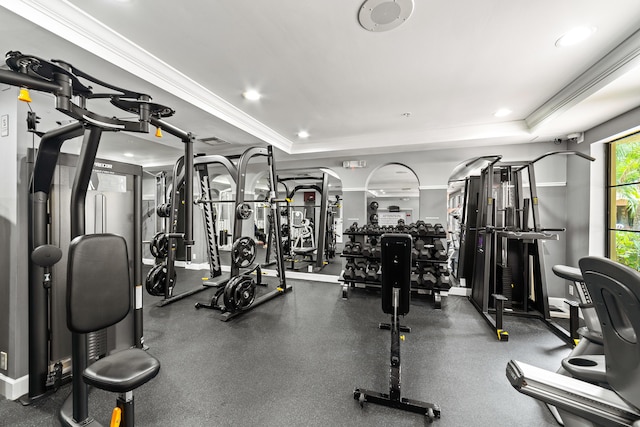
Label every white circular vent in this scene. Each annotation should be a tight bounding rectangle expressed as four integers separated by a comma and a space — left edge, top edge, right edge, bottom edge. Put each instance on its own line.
358, 0, 414, 32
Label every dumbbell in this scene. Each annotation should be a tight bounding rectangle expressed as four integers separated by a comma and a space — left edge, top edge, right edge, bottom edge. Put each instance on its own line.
410, 272, 419, 284
343, 242, 353, 254
369, 245, 380, 259
416, 222, 427, 235
369, 236, 378, 246
366, 262, 380, 282
434, 223, 446, 236
434, 239, 447, 260
355, 262, 367, 280
423, 271, 437, 288
351, 242, 363, 255
362, 245, 372, 257
349, 222, 359, 232
411, 248, 419, 261
344, 261, 356, 280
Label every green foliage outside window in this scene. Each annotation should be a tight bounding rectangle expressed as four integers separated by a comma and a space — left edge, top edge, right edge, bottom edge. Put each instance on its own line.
610, 134, 640, 270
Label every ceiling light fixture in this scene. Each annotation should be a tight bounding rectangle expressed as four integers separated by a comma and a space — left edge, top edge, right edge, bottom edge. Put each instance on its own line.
297, 130, 310, 139
555, 26, 596, 47
123, 152, 134, 157
494, 108, 512, 118
242, 89, 261, 101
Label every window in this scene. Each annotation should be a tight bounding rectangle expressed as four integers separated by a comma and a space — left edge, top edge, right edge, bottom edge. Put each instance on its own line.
608, 132, 640, 270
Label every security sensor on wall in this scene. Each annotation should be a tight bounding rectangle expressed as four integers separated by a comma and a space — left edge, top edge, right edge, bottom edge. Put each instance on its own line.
567, 132, 584, 144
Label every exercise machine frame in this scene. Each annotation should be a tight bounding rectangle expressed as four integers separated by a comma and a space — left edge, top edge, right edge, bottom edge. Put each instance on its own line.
450, 151, 594, 345
192, 146, 291, 320
0, 50, 175, 426
354, 233, 441, 421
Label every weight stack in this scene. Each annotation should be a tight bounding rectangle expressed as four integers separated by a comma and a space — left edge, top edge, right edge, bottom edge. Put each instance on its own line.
497, 264, 513, 309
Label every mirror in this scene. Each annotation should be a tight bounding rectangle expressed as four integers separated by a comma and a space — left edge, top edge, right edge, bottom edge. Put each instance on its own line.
275, 167, 343, 275
366, 163, 419, 226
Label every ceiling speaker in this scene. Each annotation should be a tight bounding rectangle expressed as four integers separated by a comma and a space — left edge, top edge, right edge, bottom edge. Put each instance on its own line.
358, 0, 414, 32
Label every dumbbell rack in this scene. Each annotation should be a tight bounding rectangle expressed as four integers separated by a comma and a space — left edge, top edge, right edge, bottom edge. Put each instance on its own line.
340, 226, 451, 308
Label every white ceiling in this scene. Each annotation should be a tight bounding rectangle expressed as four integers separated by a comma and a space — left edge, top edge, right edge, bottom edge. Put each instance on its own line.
1, 0, 640, 168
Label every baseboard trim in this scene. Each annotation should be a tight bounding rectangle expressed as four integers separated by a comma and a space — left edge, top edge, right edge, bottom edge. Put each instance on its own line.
0, 373, 28, 401
448, 286, 471, 297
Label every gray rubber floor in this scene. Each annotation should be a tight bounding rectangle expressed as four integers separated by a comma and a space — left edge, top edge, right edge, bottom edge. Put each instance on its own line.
1, 269, 569, 426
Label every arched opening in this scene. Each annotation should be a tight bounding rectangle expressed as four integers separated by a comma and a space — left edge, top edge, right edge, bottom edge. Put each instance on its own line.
365, 163, 420, 226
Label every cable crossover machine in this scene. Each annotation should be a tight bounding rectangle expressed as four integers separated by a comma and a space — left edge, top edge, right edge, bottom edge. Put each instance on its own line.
448, 151, 594, 344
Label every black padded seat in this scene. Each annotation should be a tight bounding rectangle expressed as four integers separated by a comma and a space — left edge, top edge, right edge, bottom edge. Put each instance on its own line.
83, 348, 160, 393
67, 233, 161, 399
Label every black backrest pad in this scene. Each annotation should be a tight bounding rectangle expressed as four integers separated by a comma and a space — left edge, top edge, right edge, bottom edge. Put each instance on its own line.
579, 256, 640, 408
381, 233, 412, 315
67, 234, 131, 333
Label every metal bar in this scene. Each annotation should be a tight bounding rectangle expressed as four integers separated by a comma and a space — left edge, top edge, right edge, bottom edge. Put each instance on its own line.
0, 69, 63, 92
69, 126, 102, 423
232, 147, 269, 277
315, 173, 329, 269
164, 157, 184, 299
183, 134, 194, 260
133, 174, 143, 348
268, 146, 287, 288
26, 123, 84, 401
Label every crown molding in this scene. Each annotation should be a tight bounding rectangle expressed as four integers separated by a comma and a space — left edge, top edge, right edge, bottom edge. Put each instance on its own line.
0, 0, 293, 153
290, 121, 530, 155
526, 28, 640, 133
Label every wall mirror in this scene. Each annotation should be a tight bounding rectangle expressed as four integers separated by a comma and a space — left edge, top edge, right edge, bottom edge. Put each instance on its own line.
366, 163, 420, 227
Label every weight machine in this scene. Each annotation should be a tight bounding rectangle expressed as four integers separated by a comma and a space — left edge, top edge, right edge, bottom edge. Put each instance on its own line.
193, 146, 290, 320
449, 151, 594, 344
0, 51, 174, 426
270, 173, 334, 272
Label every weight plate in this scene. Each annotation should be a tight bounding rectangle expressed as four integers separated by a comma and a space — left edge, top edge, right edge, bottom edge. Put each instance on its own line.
369, 201, 379, 211
145, 263, 176, 296
232, 236, 257, 268
149, 232, 169, 259
223, 275, 256, 313
236, 203, 253, 220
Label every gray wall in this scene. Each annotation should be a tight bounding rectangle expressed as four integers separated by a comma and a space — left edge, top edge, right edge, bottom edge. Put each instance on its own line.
0, 87, 31, 381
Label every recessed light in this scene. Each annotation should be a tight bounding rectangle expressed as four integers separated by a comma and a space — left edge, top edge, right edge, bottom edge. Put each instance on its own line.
494, 108, 512, 118
123, 152, 134, 157
242, 89, 261, 101
555, 26, 596, 47
297, 130, 310, 139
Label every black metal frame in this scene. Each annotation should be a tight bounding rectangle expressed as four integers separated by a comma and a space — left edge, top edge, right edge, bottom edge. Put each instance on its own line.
274, 173, 331, 272
354, 234, 440, 420
0, 51, 174, 426
194, 146, 291, 321
458, 151, 595, 345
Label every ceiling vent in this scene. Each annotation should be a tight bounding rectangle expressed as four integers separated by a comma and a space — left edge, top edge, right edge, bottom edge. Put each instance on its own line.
198, 136, 229, 146
358, 0, 414, 32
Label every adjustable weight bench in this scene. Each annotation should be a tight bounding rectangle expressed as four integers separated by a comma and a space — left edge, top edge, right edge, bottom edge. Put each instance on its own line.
354, 233, 441, 421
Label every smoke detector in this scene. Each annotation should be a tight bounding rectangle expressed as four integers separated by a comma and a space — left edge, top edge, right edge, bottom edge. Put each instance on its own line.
358, 0, 414, 32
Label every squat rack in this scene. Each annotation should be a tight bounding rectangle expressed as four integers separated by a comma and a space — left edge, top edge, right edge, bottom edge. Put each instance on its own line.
271, 173, 331, 272
191, 146, 291, 320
